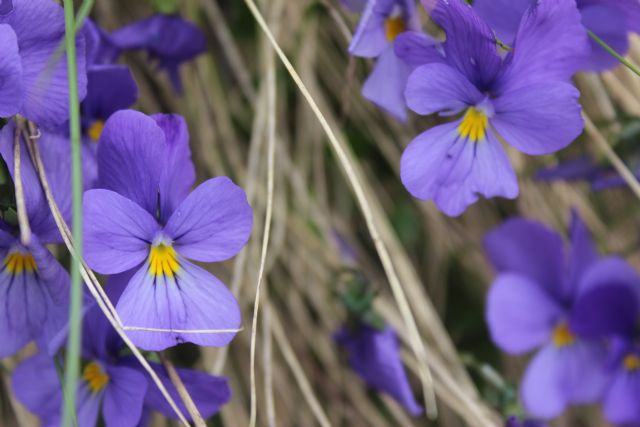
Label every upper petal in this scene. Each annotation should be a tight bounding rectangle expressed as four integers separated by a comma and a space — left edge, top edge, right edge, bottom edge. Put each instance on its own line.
165, 177, 253, 263
492, 81, 583, 156
472, 0, 532, 44
97, 110, 165, 216
405, 62, 483, 115
83, 64, 138, 122
566, 210, 599, 294
84, 189, 160, 275
394, 31, 442, 67
484, 218, 565, 299
116, 258, 241, 351
0, 24, 23, 117
486, 273, 564, 355
496, 0, 588, 92
422, 0, 502, 90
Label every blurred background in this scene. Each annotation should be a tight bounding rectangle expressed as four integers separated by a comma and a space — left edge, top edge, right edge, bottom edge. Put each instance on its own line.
4, 0, 640, 425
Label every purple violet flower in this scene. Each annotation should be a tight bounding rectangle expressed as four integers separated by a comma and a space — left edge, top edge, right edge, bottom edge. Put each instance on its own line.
109, 14, 206, 93
0, 0, 87, 127
335, 324, 423, 416
400, 0, 588, 216
83, 110, 252, 351
348, 0, 430, 121
12, 304, 231, 426
473, 0, 640, 71
484, 212, 632, 419
0, 124, 72, 358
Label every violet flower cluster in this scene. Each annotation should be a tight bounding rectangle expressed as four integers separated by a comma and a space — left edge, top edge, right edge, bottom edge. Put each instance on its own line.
485, 211, 640, 424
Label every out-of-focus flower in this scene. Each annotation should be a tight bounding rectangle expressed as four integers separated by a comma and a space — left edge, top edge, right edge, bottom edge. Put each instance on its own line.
347, 0, 433, 121
400, 0, 587, 216
473, 0, 640, 71
12, 304, 232, 426
336, 325, 423, 415
505, 416, 549, 427
341, 0, 367, 13
109, 14, 206, 93
484, 212, 629, 418
83, 110, 252, 351
0, 124, 72, 358
0, 0, 87, 127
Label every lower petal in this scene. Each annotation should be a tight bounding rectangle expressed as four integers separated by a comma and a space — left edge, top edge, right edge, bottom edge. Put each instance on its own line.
603, 370, 640, 424
76, 383, 103, 427
362, 45, 411, 122
103, 365, 147, 427
12, 353, 62, 424
116, 259, 241, 351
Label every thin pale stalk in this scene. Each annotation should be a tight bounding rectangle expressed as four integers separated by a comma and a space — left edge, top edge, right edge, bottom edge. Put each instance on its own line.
61, 1, 83, 425
240, 0, 438, 417
159, 353, 206, 427
588, 30, 640, 78
12, 122, 31, 246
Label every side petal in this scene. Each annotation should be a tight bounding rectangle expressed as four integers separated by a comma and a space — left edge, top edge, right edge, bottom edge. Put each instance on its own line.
405, 62, 483, 115
486, 273, 563, 354
603, 369, 640, 425
97, 110, 165, 215
496, 0, 588, 92
401, 122, 518, 217
348, 0, 394, 58
116, 259, 241, 351
12, 353, 62, 425
103, 365, 148, 427
362, 45, 411, 121
394, 31, 442, 67
165, 177, 253, 263
141, 361, 231, 420
484, 218, 565, 300
492, 81, 583, 156
0, 24, 23, 117
84, 189, 159, 274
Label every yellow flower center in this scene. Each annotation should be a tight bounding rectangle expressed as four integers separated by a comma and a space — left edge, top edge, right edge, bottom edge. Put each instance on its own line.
83, 362, 109, 393
149, 244, 180, 278
552, 323, 576, 348
385, 17, 405, 42
623, 354, 640, 371
3, 251, 37, 274
87, 120, 105, 141
458, 108, 488, 142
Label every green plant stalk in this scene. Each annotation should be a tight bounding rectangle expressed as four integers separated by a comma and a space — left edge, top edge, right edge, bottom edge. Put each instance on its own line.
73, 0, 96, 32
61, 1, 84, 426
588, 30, 640, 78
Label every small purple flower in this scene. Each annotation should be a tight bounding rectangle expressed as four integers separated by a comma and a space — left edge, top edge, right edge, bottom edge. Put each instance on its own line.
484, 212, 631, 418
335, 324, 423, 416
0, 0, 87, 127
0, 124, 72, 358
12, 304, 231, 426
474, 0, 640, 71
109, 14, 206, 93
505, 416, 549, 427
400, 0, 587, 216
348, 0, 428, 121
83, 110, 252, 351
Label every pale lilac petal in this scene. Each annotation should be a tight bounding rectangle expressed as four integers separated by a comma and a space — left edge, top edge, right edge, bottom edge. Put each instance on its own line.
166, 177, 253, 263
496, 0, 588, 92
400, 122, 517, 217
0, 24, 22, 117
603, 369, 640, 424
492, 81, 583, 156
103, 365, 147, 427
405, 62, 483, 115
484, 218, 565, 301
522, 341, 608, 418
84, 189, 160, 274
97, 110, 165, 215
486, 273, 563, 354
116, 259, 241, 351
362, 45, 411, 121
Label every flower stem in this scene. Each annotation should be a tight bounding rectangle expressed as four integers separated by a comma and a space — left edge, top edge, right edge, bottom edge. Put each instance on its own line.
588, 30, 640, 78
61, 1, 84, 426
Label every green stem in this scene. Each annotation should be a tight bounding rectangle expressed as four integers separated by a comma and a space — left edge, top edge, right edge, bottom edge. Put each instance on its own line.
73, 0, 96, 32
588, 30, 640, 78
61, 1, 84, 426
